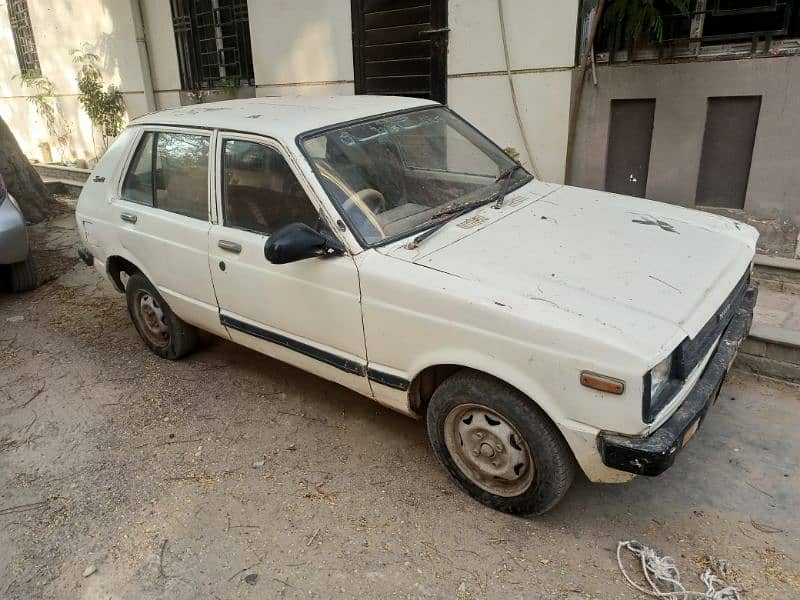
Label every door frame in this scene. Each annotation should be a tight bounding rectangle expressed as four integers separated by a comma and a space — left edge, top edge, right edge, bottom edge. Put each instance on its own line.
350, 0, 448, 103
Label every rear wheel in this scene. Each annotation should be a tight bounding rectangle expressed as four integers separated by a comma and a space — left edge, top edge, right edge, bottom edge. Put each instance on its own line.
9, 252, 38, 292
427, 371, 576, 515
125, 273, 197, 360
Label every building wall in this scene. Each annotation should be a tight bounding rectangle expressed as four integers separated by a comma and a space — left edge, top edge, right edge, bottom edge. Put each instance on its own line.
0, 0, 578, 183
247, 0, 578, 182
0, 0, 152, 161
569, 56, 800, 225
447, 0, 577, 182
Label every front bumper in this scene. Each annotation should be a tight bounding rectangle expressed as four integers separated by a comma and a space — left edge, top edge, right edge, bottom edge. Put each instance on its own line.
598, 285, 758, 477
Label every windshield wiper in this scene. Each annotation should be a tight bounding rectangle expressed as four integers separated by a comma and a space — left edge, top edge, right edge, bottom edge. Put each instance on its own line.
492, 163, 523, 209
405, 163, 525, 250
407, 200, 489, 250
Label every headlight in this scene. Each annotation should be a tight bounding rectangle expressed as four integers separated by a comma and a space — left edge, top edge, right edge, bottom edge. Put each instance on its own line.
650, 355, 673, 398
643, 354, 677, 423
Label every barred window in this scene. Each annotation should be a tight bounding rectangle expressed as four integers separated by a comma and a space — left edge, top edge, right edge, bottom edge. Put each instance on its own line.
169, 0, 254, 91
7, 0, 41, 75
594, 0, 800, 62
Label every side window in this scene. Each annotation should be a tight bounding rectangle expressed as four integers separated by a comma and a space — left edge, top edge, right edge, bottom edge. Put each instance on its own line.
121, 132, 155, 206
155, 133, 210, 220
222, 140, 319, 235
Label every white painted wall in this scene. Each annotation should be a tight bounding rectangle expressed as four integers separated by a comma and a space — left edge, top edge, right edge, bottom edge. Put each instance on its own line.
140, 0, 181, 98
247, 0, 354, 89
0, 0, 152, 161
449, 0, 578, 74
0, 0, 578, 181
447, 0, 578, 181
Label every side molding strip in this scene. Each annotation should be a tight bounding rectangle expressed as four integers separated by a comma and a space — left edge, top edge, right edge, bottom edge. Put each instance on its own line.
219, 314, 412, 391
367, 368, 411, 391
220, 314, 366, 376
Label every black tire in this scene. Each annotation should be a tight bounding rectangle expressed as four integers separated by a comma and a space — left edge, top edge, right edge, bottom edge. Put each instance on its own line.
125, 273, 198, 360
9, 251, 38, 292
427, 371, 576, 515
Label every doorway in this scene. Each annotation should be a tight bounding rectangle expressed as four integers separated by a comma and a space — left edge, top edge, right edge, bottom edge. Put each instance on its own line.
351, 0, 448, 103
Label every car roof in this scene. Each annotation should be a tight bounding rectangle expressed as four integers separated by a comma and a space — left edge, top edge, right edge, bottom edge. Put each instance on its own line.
130, 95, 438, 144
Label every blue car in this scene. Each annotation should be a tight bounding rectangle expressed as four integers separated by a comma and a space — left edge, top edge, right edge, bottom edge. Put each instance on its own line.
0, 173, 37, 292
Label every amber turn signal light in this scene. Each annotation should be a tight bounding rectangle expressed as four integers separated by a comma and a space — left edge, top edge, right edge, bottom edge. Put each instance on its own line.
580, 371, 625, 395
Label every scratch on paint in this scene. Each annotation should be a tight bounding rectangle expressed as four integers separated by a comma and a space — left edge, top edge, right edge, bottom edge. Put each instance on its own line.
630, 214, 678, 233
648, 275, 682, 293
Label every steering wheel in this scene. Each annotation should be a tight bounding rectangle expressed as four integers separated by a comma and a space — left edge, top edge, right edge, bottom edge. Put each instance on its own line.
343, 188, 386, 215
313, 159, 386, 237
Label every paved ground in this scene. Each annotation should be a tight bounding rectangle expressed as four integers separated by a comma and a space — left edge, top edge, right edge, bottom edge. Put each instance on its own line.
755, 287, 800, 333
1, 205, 799, 599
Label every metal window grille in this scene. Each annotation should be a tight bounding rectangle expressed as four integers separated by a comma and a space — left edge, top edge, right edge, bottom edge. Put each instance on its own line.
7, 0, 41, 75
170, 0, 254, 90
597, 0, 798, 61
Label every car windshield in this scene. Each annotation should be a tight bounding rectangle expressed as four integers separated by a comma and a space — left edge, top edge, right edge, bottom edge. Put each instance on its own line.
300, 107, 532, 246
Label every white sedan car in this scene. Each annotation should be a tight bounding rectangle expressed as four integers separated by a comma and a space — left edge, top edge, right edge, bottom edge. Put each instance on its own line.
76, 96, 757, 514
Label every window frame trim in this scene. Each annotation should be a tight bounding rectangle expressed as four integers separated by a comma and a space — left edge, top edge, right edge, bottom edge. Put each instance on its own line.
214, 130, 348, 251
116, 125, 216, 223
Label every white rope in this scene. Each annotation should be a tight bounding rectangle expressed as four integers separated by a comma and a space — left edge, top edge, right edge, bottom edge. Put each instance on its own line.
617, 541, 741, 600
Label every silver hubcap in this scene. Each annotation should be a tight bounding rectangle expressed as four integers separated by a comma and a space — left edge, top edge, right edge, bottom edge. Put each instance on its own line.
135, 291, 169, 347
443, 404, 534, 497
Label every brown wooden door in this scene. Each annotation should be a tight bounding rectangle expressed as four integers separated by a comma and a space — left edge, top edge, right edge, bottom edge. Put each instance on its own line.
351, 0, 448, 103
605, 99, 656, 198
695, 96, 761, 209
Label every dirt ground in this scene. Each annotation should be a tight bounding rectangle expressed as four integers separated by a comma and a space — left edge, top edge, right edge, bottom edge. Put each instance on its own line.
1, 202, 799, 599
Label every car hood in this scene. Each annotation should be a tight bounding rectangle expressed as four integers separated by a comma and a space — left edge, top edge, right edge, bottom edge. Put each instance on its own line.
378, 181, 757, 358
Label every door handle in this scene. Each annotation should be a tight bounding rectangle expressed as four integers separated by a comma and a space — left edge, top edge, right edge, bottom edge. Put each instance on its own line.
120, 212, 138, 224
218, 240, 242, 254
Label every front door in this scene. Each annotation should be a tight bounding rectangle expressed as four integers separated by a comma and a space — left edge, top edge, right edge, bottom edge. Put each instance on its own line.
351, 0, 448, 103
208, 134, 371, 395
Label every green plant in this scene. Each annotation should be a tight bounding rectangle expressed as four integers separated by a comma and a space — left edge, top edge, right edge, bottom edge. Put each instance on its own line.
220, 77, 240, 95
72, 45, 125, 152
13, 71, 72, 162
503, 146, 521, 162
603, 0, 689, 42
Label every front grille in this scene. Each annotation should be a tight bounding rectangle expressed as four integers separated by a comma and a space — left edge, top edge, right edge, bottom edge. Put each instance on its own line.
643, 268, 750, 423
674, 270, 750, 379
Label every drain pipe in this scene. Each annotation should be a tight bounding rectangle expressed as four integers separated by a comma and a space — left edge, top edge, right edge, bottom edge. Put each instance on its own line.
497, 0, 538, 178
131, 0, 156, 112
564, 0, 606, 184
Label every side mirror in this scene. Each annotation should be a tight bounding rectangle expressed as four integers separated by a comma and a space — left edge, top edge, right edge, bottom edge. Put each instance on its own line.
264, 222, 345, 264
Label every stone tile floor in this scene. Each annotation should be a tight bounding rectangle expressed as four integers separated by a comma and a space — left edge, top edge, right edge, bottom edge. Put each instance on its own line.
755, 287, 800, 333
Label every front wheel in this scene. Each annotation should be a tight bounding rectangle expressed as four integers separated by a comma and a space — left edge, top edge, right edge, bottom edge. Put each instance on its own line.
427, 371, 576, 515
125, 273, 198, 360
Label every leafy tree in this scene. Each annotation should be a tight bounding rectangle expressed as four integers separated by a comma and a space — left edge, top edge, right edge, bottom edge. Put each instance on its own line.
602, 0, 690, 42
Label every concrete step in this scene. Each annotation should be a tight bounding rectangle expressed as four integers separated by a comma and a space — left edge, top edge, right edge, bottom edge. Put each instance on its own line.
737, 324, 800, 383
736, 276, 800, 383
753, 254, 800, 296
43, 178, 84, 197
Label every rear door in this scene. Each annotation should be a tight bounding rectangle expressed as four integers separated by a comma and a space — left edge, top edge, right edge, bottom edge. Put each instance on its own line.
208, 133, 371, 395
113, 127, 224, 335
351, 0, 448, 102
